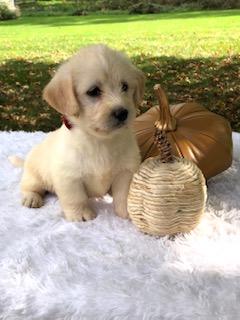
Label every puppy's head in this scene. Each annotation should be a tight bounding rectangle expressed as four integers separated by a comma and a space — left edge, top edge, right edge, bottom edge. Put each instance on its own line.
43, 44, 145, 137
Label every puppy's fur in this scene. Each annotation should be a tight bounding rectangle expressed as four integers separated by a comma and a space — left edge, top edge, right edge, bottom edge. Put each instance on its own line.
18, 44, 145, 221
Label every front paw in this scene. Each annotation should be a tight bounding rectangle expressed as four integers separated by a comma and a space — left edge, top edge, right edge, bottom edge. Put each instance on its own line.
22, 192, 43, 208
115, 208, 129, 219
64, 207, 97, 222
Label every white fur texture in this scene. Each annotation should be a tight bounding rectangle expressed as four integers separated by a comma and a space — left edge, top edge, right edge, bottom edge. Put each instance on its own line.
1, 131, 240, 320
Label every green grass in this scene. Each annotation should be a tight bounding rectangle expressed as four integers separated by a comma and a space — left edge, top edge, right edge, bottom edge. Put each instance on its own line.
0, 10, 240, 131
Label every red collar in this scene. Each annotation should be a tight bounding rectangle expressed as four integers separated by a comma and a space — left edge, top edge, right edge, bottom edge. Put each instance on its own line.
61, 115, 72, 130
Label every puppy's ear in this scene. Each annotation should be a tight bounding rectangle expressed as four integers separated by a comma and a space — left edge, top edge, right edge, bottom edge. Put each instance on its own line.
43, 71, 80, 116
133, 69, 145, 107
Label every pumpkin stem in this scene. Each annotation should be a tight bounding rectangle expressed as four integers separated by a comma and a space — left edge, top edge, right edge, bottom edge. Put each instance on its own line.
154, 84, 177, 132
153, 84, 174, 163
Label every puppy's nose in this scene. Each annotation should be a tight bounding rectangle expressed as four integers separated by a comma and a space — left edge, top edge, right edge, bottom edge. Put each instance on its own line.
111, 107, 128, 122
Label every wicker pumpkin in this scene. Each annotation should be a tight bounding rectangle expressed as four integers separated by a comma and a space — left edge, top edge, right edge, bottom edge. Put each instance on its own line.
128, 85, 207, 236
134, 86, 232, 179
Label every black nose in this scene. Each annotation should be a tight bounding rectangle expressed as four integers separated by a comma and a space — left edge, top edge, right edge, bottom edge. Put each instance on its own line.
112, 108, 128, 122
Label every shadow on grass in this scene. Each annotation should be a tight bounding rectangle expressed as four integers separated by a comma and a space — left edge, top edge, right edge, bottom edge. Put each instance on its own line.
0, 54, 239, 132
134, 54, 240, 129
0, 59, 60, 132
1, 9, 240, 27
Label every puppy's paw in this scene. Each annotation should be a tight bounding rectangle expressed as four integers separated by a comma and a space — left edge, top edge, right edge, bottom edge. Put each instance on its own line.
22, 192, 43, 208
115, 208, 129, 219
82, 207, 97, 221
113, 196, 130, 219
64, 207, 97, 222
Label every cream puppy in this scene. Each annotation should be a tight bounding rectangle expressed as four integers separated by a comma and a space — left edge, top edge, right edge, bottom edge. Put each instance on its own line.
16, 44, 145, 222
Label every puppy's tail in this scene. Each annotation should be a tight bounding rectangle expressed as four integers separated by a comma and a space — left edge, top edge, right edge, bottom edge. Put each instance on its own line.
8, 155, 25, 168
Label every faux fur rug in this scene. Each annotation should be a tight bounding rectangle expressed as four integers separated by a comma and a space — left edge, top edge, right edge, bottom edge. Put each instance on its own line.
0, 131, 240, 320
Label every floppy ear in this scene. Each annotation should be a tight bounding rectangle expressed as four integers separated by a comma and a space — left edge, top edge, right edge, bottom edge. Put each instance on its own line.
43, 71, 80, 116
133, 69, 145, 107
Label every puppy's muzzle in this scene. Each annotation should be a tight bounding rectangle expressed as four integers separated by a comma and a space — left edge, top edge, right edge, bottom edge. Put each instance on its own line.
111, 107, 128, 127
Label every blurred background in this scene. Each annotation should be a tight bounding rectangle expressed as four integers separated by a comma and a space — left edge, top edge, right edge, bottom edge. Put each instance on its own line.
0, 0, 239, 132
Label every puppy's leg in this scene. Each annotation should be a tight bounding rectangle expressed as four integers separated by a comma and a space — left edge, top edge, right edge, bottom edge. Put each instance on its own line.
55, 179, 96, 222
111, 170, 133, 219
21, 171, 44, 208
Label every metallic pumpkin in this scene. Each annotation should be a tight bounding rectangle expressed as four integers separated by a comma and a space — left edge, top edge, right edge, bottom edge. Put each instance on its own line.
134, 86, 233, 179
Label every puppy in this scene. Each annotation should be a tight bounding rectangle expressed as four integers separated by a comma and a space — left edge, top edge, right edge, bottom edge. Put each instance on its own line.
14, 44, 145, 222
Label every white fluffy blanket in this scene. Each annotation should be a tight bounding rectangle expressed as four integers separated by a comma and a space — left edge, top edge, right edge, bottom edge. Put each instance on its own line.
0, 131, 240, 320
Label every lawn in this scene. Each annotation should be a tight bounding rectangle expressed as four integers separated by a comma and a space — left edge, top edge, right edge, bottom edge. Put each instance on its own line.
0, 10, 240, 131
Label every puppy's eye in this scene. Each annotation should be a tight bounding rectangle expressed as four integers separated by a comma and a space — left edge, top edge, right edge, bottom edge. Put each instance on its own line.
121, 82, 128, 92
87, 86, 101, 97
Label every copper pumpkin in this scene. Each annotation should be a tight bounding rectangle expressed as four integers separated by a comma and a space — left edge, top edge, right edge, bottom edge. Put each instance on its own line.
134, 86, 233, 179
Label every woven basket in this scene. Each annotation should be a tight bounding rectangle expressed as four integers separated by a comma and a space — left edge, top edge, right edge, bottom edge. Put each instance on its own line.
128, 85, 207, 236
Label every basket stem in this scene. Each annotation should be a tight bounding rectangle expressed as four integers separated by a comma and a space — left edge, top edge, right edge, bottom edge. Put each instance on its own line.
154, 130, 174, 163
153, 84, 174, 163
